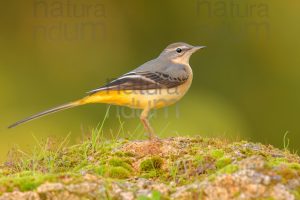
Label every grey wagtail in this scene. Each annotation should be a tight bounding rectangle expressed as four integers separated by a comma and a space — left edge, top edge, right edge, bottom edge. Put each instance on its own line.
8, 42, 205, 140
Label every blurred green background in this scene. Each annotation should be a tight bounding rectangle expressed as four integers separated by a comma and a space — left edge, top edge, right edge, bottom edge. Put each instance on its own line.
0, 0, 299, 160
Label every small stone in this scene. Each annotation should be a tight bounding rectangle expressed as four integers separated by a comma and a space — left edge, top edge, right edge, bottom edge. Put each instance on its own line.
119, 191, 134, 200
170, 181, 176, 187
136, 189, 152, 197
88, 156, 94, 161
111, 183, 123, 194
270, 184, 295, 200
66, 182, 97, 194
37, 182, 64, 193
151, 183, 170, 195
204, 186, 230, 200
136, 178, 151, 189
245, 184, 266, 198
262, 176, 271, 185
0, 191, 39, 200
239, 155, 266, 170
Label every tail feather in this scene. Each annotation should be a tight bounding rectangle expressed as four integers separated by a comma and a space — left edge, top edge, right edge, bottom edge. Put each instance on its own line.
8, 100, 82, 129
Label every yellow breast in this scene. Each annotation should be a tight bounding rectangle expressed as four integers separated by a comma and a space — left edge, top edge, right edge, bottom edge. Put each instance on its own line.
82, 77, 192, 110
83, 65, 193, 110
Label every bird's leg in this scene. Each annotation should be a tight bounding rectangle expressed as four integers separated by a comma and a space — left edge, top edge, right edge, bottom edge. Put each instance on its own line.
140, 108, 157, 140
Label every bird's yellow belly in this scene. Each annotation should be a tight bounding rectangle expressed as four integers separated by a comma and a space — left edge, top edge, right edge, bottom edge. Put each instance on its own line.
83, 83, 191, 110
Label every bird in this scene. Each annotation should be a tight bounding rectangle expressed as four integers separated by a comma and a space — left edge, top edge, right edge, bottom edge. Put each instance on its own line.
8, 42, 205, 140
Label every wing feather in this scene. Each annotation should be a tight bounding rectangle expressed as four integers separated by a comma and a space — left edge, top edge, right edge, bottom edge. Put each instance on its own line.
88, 71, 188, 95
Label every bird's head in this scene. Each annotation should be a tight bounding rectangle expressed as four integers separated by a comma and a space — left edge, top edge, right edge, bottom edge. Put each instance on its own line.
159, 42, 206, 64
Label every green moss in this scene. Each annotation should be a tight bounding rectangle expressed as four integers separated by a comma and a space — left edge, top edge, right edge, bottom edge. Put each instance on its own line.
237, 145, 255, 156
0, 173, 56, 193
292, 190, 300, 200
140, 157, 163, 172
210, 149, 225, 159
114, 151, 126, 157
1, 136, 300, 198
193, 155, 204, 165
108, 157, 133, 172
73, 163, 95, 173
109, 157, 131, 165
207, 164, 239, 181
288, 162, 300, 170
267, 157, 288, 167
267, 158, 300, 180
107, 166, 130, 179
218, 164, 239, 174
139, 156, 164, 179
137, 190, 161, 200
114, 151, 135, 157
95, 165, 107, 176
106, 157, 133, 179
16, 176, 42, 191
215, 157, 232, 169
141, 170, 159, 178
277, 166, 297, 181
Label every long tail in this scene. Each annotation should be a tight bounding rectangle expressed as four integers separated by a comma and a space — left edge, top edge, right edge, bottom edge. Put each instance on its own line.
8, 100, 84, 129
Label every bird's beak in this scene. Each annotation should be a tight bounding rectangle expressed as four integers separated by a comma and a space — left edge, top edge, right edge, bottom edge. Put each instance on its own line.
193, 46, 206, 51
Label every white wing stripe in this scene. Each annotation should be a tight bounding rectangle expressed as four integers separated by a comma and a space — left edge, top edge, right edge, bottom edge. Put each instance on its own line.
113, 74, 157, 84
87, 73, 160, 94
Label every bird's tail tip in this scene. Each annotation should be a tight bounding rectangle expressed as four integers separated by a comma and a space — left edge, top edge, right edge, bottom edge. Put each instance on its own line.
8, 100, 83, 129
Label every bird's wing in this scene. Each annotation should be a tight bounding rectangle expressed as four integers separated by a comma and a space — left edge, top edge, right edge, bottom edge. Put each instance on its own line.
88, 58, 190, 95
87, 70, 188, 95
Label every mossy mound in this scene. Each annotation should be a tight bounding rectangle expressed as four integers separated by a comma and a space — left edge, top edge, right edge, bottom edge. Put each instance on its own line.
0, 137, 299, 200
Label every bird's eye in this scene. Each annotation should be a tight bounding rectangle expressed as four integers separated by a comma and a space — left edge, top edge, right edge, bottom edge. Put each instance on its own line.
176, 48, 182, 53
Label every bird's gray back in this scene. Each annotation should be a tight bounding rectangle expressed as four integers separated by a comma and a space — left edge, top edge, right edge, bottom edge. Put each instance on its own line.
88, 57, 190, 94
133, 57, 189, 79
